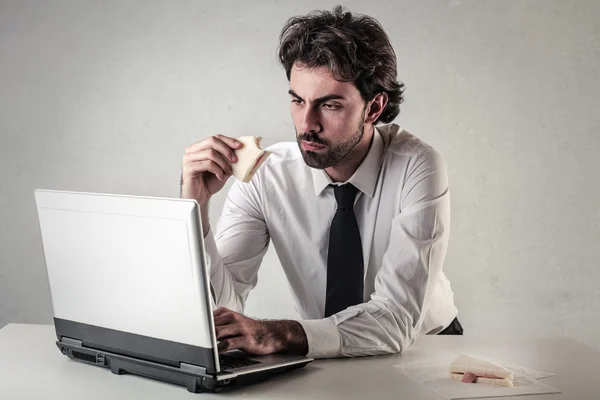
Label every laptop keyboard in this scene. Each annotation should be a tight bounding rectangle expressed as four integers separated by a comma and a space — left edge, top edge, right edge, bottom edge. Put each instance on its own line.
218, 354, 262, 370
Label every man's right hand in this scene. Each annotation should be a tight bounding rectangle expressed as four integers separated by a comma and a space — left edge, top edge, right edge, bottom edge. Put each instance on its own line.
181, 134, 242, 208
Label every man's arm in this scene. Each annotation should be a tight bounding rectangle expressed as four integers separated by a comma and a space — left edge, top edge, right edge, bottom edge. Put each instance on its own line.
202, 169, 309, 356
205, 175, 270, 313
213, 149, 451, 358
181, 171, 212, 237
297, 149, 452, 358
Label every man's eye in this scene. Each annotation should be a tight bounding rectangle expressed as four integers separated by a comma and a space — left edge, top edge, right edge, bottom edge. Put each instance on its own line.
291, 99, 303, 104
322, 104, 340, 110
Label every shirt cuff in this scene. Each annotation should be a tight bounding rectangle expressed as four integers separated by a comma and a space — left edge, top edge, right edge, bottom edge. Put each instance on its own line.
297, 318, 341, 358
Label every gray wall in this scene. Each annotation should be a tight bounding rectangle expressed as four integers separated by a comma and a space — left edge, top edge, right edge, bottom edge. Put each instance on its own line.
1, 0, 599, 349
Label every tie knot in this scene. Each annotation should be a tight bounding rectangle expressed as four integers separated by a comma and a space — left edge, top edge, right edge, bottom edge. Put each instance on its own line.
332, 184, 359, 210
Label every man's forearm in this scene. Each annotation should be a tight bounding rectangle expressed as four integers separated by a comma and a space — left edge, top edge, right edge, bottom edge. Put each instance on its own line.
180, 172, 211, 236
214, 308, 310, 356
201, 205, 210, 236
261, 320, 309, 356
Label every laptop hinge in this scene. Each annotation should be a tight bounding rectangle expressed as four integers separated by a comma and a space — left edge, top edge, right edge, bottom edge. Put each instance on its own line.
61, 336, 83, 347
179, 362, 207, 376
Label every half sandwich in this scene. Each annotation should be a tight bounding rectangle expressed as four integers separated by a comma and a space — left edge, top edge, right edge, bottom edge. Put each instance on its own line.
449, 353, 514, 387
231, 136, 271, 183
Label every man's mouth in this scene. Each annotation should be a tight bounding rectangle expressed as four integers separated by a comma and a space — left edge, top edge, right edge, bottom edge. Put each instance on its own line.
301, 141, 326, 152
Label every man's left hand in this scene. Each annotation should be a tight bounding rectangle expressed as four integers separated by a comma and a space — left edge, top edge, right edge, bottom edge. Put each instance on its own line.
213, 307, 308, 356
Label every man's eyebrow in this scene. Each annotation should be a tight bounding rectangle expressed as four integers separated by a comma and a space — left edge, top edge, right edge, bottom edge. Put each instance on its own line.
288, 89, 347, 104
288, 89, 303, 100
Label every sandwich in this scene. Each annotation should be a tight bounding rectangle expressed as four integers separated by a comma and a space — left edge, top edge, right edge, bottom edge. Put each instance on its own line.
231, 136, 271, 183
449, 353, 514, 387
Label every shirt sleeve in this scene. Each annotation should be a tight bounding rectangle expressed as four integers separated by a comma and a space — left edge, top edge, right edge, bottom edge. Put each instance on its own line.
204, 177, 270, 313
297, 149, 451, 358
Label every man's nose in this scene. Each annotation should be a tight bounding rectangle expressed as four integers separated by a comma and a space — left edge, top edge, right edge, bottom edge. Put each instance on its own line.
299, 107, 321, 134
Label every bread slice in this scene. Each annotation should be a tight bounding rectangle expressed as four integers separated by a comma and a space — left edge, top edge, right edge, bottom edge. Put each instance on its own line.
449, 372, 514, 387
231, 136, 271, 183
449, 353, 514, 387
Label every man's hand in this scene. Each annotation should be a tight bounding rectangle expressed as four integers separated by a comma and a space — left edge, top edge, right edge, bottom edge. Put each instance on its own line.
180, 134, 242, 235
213, 307, 308, 356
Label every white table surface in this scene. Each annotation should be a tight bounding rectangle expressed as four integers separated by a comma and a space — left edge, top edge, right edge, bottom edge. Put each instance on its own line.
1, 323, 599, 399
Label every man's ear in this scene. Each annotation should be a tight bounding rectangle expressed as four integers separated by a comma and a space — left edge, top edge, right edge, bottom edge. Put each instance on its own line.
364, 92, 389, 124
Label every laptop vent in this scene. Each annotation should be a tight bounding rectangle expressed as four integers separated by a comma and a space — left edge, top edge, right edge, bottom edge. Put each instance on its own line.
71, 350, 97, 363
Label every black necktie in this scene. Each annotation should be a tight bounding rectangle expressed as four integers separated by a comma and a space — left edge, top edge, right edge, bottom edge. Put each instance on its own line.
324, 184, 364, 317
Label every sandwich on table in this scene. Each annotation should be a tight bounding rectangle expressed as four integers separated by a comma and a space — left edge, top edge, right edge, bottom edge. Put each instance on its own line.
449, 354, 514, 387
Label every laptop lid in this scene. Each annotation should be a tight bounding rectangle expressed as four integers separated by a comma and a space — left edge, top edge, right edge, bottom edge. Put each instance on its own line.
34, 189, 221, 374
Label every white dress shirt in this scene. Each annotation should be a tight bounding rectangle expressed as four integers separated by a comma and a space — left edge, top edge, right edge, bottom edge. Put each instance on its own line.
203, 123, 458, 358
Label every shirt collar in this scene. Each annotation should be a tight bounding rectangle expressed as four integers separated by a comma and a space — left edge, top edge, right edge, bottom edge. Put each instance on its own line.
311, 127, 385, 198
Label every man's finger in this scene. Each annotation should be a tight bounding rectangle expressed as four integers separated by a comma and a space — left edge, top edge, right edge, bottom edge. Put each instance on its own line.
215, 324, 243, 340
183, 149, 232, 175
185, 136, 240, 163
218, 336, 245, 354
213, 313, 236, 326
182, 160, 227, 181
213, 307, 232, 317
215, 134, 243, 151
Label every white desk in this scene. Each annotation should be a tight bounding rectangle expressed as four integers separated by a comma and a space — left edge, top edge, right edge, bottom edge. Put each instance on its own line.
1, 324, 599, 399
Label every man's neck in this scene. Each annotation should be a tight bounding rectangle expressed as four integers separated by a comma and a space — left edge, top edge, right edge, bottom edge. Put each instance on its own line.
325, 125, 374, 183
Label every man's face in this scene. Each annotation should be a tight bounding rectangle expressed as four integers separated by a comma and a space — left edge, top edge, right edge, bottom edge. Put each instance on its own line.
289, 63, 367, 169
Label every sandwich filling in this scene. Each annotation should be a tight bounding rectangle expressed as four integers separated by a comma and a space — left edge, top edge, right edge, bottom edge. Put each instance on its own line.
451, 372, 507, 383
448, 353, 514, 387
248, 151, 270, 178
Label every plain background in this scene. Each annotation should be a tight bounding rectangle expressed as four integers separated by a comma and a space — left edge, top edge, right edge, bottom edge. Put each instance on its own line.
1, 0, 599, 350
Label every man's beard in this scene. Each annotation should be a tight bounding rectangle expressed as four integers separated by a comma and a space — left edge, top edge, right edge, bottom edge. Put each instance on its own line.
296, 118, 365, 169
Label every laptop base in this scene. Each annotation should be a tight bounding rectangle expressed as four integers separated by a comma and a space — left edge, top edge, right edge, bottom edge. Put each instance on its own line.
57, 340, 310, 393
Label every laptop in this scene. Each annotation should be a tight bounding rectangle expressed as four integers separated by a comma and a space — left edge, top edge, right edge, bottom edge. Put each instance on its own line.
34, 189, 313, 393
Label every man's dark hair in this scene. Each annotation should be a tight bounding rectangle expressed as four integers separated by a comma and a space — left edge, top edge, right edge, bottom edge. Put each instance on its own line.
278, 5, 404, 124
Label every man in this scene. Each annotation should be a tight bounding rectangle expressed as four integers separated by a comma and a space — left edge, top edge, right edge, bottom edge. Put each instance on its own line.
180, 6, 461, 359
